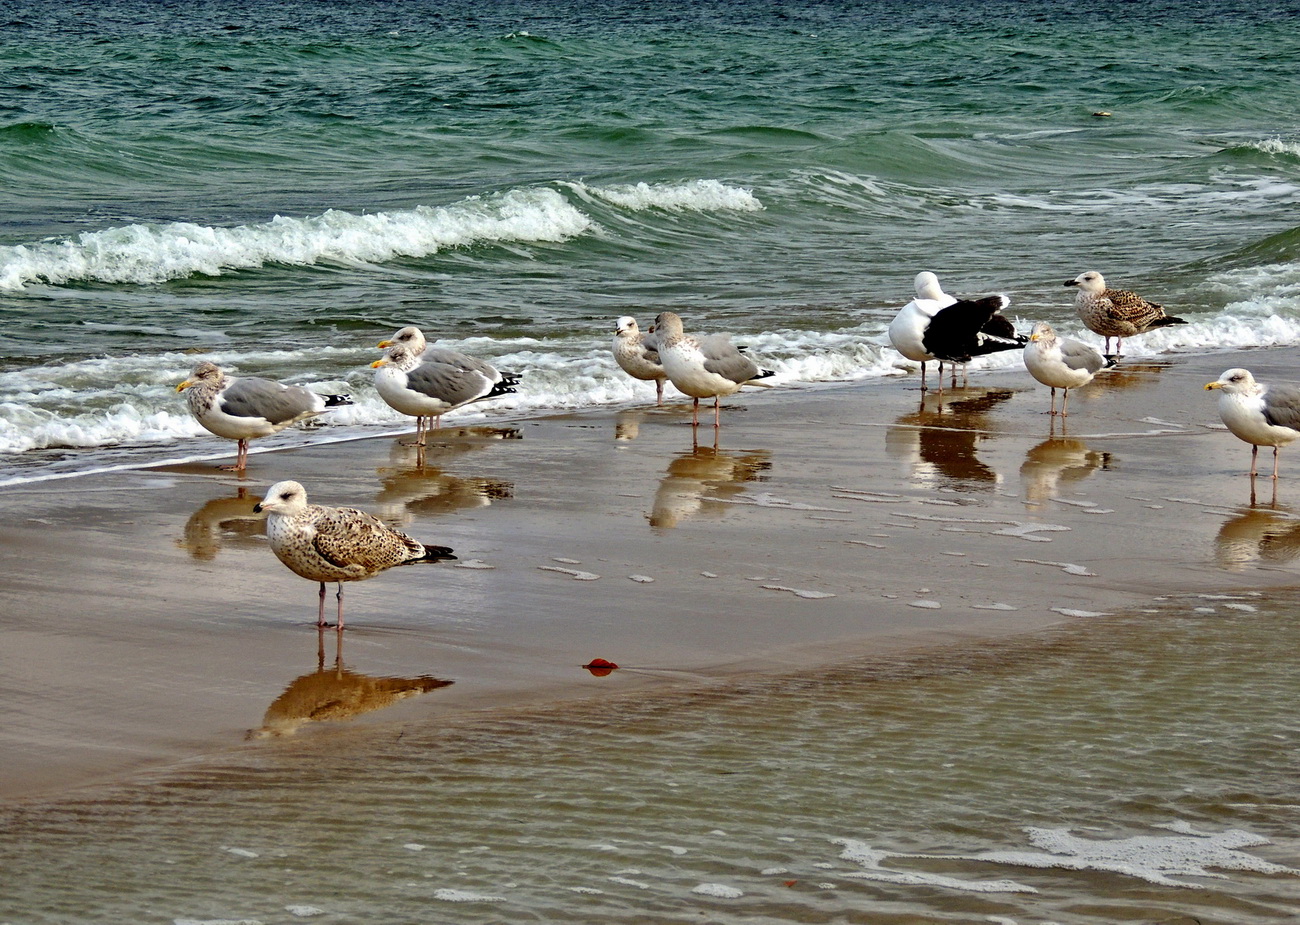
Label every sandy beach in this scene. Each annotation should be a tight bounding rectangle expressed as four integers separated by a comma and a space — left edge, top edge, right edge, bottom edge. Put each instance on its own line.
2, 347, 1298, 803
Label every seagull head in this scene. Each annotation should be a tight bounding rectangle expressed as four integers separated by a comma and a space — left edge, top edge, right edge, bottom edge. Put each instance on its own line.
377, 325, 426, 352
175, 360, 223, 392
372, 345, 417, 370
254, 480, 309, 516
1065, 271, 1106, 294
913, 271, 946, 301
1205, 368, 1260, 396
653, 311, 684, 338
615, 315, 639, 336
1028, 322, 1057, 344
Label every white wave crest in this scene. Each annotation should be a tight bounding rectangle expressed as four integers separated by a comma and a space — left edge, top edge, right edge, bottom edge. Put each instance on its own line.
1247, 138, 1300, 158
0, 187, 592, 290
574, 179, 764, 213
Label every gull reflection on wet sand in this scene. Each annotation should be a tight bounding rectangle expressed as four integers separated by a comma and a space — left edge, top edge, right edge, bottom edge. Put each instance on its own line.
373, 428, 517, 524
249, 629, 453, 739
177, 489, 264, 561
1214, 504, 1300, 571
1020, 436, 1112, 509
648, 442, 772, 529
885, 387, 1013, 489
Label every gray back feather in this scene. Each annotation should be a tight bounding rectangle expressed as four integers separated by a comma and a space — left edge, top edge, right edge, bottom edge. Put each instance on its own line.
1059, 339, 1106, 375
406, 361, 492, 406
1263, 385, 1300, 431
221, 377, 319, 424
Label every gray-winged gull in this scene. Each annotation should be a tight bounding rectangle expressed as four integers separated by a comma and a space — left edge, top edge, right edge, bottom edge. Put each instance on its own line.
1023, 322, 1114, 416
1205, 368, 1300, 480
612, 315, 669, 406
253, 479, 456, 628
652, 310, 775, 428
1065, 270, 1186, 358
176, 361, 352, 472
372, 344, 516, 445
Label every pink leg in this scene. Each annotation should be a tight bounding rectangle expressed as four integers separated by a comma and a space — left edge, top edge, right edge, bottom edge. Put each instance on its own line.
1250, 444, 1259, 477
1273, 446, 1281, 481
1049, 387, 1057, 416
656, 379, 664, 407
713, 397, 721, 428
1061, 388, 1070, 417
317, 582, 327, 627
920, 361, 928, 392
692, 397, 700, 427
335, 583, 345, 630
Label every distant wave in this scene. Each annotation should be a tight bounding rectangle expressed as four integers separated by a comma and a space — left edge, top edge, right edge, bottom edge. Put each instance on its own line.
568, 179, 764, 213
1241, 138, 1300, 159
0, 180, 764, 290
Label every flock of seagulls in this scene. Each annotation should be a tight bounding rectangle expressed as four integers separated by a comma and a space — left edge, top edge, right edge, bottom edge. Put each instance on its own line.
171, 275, 1298, 625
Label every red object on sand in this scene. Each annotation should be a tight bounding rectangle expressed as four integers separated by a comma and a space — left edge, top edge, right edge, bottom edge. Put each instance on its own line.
582, 658, 620, 677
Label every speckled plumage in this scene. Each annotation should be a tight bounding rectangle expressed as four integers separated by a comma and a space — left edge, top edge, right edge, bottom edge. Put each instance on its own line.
1066, 271, 1186, 357
1205, 368, 1300, 480
176, 361, 351, 471
612, 315, 669, 405
652, 310, 774, 428
254, 480, 455, 627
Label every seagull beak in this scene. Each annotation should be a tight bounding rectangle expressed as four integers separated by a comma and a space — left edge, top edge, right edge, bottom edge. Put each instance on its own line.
1063, 279, 1078, 287
1030, 333, 1041, 342
371, 358, 388, 369
175, 379, 193, 392
252, 502, 264, 513
377, 339, 394, 348
1204, 381, 1222, 390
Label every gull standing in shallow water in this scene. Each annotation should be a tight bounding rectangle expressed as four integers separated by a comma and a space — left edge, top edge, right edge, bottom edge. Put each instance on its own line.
652, 310, 775, 428
254, 480, 456, 628
372, 344, 517, 445
1205, 368, 1300, 480
612, 315, 669, 406
1022, 322, 1114, 416
888, 271, 1024, 390
1065, 270, 1186, 359
177, 361, 352, 472
375, 326, 519, 443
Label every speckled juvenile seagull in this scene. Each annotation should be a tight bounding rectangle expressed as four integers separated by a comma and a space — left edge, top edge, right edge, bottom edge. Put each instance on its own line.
1065, 271, 1186, 358
176, 361, 352, 472
1205, 368, 1300, 480
253, 480, 456, 628
888, 271, 1024, 390
376, 326, 519, 442
372, 344, 516, 446
652, 310, 775, 428
1022, 322, 1114, 416
612, 315, 669, 406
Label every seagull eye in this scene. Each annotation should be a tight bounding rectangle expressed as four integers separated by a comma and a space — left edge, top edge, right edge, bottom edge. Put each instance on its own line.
280, 491, 293, 500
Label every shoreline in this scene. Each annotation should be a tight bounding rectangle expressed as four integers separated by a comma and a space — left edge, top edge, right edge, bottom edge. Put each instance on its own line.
2, 346, 1298, 804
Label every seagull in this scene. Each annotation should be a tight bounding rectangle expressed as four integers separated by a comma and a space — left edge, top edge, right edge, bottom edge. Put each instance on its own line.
253, 480, 456, 628
652, 310, 775, 428
612, 316, 669, 406
376, 326, 519, 440
1065, 271, 1186, 358
1205, 368, 1300, 480
372, 344, 516, 446
1022, 322, 1114, 416
176, 361, 352, 472
887, 271, 1025, 390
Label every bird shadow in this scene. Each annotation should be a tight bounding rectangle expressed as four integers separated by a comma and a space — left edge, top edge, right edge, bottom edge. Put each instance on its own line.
885, 387, 1013, 490
1019, 435, 1113, 510
1214, 500, 1300, 571
247, 628, 453, 739
648, 442, 773, 530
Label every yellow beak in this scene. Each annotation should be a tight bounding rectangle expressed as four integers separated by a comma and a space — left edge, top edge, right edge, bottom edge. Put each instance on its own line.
1204, 382, 1222, 391
175, 379, 193, 393
371, 358, 388, 369
1029, 333, 1041, 342
377, 339, 394, 349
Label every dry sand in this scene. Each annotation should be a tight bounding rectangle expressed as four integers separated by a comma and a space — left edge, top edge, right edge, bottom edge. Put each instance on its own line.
2, 348, 1298, 802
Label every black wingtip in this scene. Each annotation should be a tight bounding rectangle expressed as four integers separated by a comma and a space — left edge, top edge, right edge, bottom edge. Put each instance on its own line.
418, 545, 457, 562
1152, 315, 1188, 327
324, 393, 353, 407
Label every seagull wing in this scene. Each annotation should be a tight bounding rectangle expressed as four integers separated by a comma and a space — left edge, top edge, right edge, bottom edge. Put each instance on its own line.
219, 377, 321, 425
1262, 385, 1300, 431
312, 506, 424, 573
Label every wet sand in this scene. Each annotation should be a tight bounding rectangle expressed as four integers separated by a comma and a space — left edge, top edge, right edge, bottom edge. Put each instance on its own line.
2, 348, 1298, 802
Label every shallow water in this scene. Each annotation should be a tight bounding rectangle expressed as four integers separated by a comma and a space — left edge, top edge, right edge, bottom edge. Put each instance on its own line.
3, 596, 1298, 923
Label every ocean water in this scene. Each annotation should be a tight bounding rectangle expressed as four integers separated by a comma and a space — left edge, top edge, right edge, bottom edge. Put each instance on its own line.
2, 0, 1300, 480
4, 3, 1300, 922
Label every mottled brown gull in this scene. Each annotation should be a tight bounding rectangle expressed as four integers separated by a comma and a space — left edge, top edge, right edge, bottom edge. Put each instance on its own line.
1065, 270, 1186, 358
176, 361, 352, 472
652, 310, 774, 428
254, 480, 456, 628
612, 315, 668, 406
1205, 368, 1300, 480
